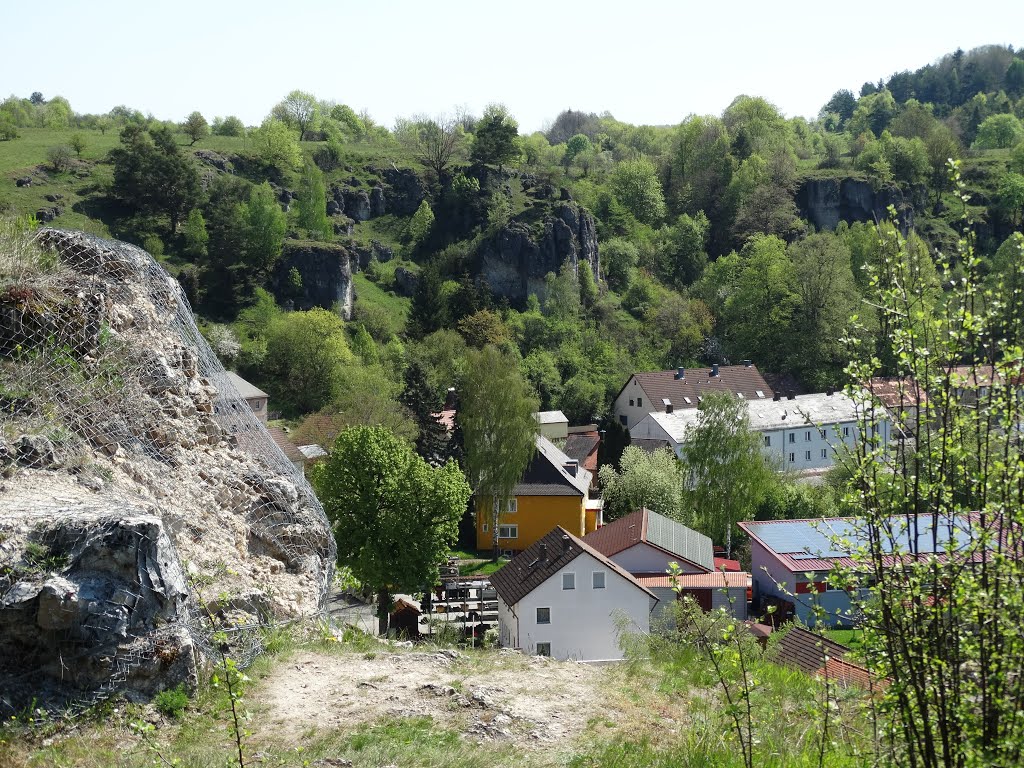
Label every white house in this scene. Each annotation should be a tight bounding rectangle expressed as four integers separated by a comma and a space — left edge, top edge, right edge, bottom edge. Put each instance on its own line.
489, 526, 658, 661
630, 391, 890, 476
534, 410, 569, 440
613, 363, 773, 430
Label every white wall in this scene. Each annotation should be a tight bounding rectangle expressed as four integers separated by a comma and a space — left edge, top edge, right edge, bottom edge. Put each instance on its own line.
511, 551, 656, 661
614, 378, 664, 430
610, 542, 704, 575
761, 421, 862, 471
629, 415, 684, 459
497, 596, 516, 648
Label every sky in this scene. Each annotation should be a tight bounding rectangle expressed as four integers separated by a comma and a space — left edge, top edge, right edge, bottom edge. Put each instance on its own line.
2, 0, 1022, 133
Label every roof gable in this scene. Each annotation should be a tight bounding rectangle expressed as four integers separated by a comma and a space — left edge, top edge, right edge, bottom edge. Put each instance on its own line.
490, 526, 657, 607
514, 435, 591, 497
584, 508, 714, 571
622, 365, 772, 412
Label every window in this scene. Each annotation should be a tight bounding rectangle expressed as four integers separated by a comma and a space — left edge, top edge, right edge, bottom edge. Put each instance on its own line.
788, 452, 795, 463
536, 607, 550, 624
536, 642, 551, 657
805, 450, 811, 460
498, 525, 518, 539
252, 400, 262, 411
619, 415, 627, 426
637, 397, 643, 407
562, 572, 575, 590
788, 433, 795, 444
593, 571, 606, 589
506, 498, 517, 513
764, 435, 771, 447
805, 431, 811, 441
821, 449, 828, 459
482, 523, 489, 533
843, 426, 850, 437
819, 429, 827, 439
629, 399, 634, 406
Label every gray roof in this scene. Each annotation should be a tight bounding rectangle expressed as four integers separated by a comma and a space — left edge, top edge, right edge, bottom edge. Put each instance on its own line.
635, 392, 863, 443
535, 410, 569, 425
226, 371, 269, 400
297, 444, 328, 460
513, 435, 592, 497
584, 508, 714, 571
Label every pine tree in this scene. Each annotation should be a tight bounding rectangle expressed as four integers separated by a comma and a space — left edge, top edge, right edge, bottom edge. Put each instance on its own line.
399, 360, 450, 466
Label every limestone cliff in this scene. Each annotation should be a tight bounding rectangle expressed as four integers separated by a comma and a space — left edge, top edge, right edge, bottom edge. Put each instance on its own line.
271, 240, 354, 319
0, 228, 335, 713
478, 202, 600, 301
796, 176, 926, 233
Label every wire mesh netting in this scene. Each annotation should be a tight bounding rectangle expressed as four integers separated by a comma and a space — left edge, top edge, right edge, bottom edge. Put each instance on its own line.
0, 224, 336, 715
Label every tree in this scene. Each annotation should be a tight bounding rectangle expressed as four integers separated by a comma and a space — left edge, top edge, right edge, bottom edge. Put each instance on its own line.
249, 118, 302, 172
997, 172, 1024, 227
274, 90, 319, 139
409, 115, 464, 178
408, 200, 434, 246
680, 392, 776, 556
972, 113, 1024, 149
68, 133, 86, 158
263, 308, 353, 416
563, 133, 592, 167
182, 208, 209, 260
470, 104, 520, 169
838, 168, 1024, 766
109, 124, 201, 233
408, 263, 448, 339
46, 144, 73, 173
399, 359, 450, 465
610, 156, 666, 225
312, 426, 471, 634
598, 446, 685, 522
243, 182, 288, 273
819, 89, 857, 129
459, 345, 538, 559
295, 161, 332, 240
29, 91, 45, 105
182, 111, 209, 145
213, 115, 245, 137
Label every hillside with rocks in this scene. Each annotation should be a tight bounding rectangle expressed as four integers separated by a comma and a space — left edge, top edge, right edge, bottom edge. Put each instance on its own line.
0, 227, 335, 714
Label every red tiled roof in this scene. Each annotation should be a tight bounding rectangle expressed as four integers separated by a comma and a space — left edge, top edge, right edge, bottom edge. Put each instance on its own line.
620, 365, 773, 413
868, 376, 927, 409
773, 626, 851, 676
490, 526, 658, 608
563, 432, 600, 473
267, 426, 306, 464
714, 557, 742, 572
584, 509, 713, 571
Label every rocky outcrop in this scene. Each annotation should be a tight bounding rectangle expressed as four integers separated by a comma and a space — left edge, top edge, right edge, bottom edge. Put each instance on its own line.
479, 202, 600, 301
343, 189, 372, 221
375, 166, 426, 216
272, 240, 354, 319
0, 229, 335, 713
796, 177, 925, 233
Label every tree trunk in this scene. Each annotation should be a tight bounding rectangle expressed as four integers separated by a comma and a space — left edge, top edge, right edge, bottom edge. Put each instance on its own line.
376, 586, 391, 636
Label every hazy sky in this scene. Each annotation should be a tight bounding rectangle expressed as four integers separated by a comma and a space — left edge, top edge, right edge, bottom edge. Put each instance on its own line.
3, 1, 1021, 132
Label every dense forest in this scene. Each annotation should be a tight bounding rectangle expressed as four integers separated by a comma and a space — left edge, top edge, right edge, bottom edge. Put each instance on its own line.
2, 43, 1023, 456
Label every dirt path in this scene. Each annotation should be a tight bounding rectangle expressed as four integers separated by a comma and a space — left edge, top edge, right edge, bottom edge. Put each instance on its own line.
255, 647, 613, 749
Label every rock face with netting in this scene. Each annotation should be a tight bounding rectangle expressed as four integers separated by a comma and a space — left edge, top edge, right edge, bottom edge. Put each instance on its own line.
0, 227, 336, 713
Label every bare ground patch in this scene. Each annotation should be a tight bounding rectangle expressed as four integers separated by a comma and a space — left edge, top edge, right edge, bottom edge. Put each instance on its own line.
254, 646, 620, 750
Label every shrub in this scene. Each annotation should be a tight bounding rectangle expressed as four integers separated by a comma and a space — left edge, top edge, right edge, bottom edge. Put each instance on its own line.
46, 145, 73, 173
141, 235, 164, 258
153, 683, 189, 718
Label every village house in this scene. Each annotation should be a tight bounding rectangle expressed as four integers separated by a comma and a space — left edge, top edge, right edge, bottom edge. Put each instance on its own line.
490, 526, 658, 660
475, 435, 598, 556
226, 371, 269, 423
535, 410, 569, 440
630, 391, 890, 477
739, 514, 978, 627
613, 362, 773, 430
562, 424, 601, 493
584, 508, 748, 621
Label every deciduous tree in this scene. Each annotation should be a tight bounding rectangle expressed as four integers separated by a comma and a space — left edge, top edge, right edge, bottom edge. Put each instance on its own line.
312, 426, 471, 634
598, 446, 684, 522
182, 111, 209, 145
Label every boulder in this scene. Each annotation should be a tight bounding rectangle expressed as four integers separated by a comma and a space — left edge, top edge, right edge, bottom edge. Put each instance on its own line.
35, 206, 62, 223
192, 150, 232, 172
326, 200, 341, 216
15, 434, 59, 469
394, 266, 419, 297
44, 193, 63, 203
343, 189, 372, 221
377, 167, 426, 216
15, 177, 31, 187
370, 186, 386, 217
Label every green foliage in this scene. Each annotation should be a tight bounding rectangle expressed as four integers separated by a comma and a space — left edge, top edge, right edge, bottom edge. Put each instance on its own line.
68, 133, 86, 158
972, 112, 1024, 149
407, 199, 434, 246
312, 426, 471, 633
295, 162, 332, 240
273, 89, 319, 139
243, 182, 287, 271
182, 111, 209, 145
601, 237, 639, 291
262, 307, 352, 416
470, 103, 520, 168
212, 115, 245, 137
599, 446, 684, 522
181, 208, 208, 260
153, 684, 189, 719
611, 156, 666, 225
249, 117, 301, 172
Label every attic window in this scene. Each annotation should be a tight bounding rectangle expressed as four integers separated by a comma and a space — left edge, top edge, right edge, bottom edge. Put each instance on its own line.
637, 397, 643, 407
683, 397, 692, 404
756, 390, 765, 398
736, 392, 744, 399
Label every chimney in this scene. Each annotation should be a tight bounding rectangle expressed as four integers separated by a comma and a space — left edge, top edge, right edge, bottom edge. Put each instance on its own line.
564, 460, 579, 477
711, 364, 720, 377
675, 366, 685, 380
787, 391, 796, 400
773, 392, 781, 401
743, 359, 752, 367
539, 543, 548, 562
562, 534, 571, 552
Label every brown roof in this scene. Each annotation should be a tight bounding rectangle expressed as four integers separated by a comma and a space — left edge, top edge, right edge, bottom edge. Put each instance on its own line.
267, 426, 306, 464
773, 626, 851, 677
489, 526, 658, 608
637, 572, 749, 589
868, 377, 927, 409
584, 508, 714, 571
629, 438, 671, 454
949, 363, 1024, 388
621, 365, 773, 413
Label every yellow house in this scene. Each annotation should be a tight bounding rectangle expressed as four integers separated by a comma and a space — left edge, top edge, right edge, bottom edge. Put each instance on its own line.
476, 435, 601, 555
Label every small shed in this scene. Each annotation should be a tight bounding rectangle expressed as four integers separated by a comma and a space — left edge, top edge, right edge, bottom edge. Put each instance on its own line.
389, 595, 422, 639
